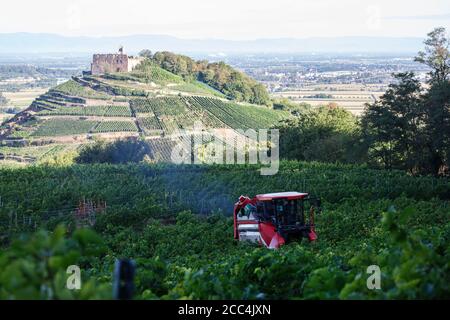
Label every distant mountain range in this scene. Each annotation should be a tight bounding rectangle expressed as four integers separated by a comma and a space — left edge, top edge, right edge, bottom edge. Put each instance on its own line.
0, 33, 424, 54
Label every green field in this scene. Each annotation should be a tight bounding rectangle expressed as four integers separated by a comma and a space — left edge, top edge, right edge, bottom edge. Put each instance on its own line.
0, 161, 448, 299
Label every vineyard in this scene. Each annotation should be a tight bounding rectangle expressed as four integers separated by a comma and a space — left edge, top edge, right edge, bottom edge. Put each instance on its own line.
0, 161, 448, 299
52, 80, 111, 100
130, 96, 290, 135
37, 105, 132, 117
183, 96, 289, 129
92, 121, 138, 133
30, 119, 138, 136
32, 119, 98, 136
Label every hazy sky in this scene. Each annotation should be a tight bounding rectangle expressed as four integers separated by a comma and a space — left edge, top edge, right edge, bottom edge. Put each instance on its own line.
0, 0, 449, 39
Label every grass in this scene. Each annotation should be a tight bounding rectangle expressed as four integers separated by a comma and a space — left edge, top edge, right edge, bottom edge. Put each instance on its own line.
172, 81, 226, 98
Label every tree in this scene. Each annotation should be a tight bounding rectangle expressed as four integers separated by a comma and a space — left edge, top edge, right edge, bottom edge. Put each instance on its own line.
362, 28, 450, 175
278, 105, 364, 163
362, 73, 426, 172
422, 80, 450, 174
139, 49, 153, 59
415, 27, 450, 84
416, 27, 450, 175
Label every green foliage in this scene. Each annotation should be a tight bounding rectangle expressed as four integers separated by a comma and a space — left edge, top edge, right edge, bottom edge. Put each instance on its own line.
75, 138, 150, 164
340, 208, 450, 299
0, 225, 110, 299
272, 98, 310, 114
38, 149, 78, 166
362, 73, 426, 172
415, 27, 450, 84
139, 49, 153, 59
278, 105, 364, 163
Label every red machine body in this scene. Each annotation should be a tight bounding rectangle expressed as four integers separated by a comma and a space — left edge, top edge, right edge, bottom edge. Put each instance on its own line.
233, 192, 320, 249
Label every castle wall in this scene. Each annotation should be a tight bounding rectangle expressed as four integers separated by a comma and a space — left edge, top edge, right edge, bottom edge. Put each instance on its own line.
127, 57, 145, 72
91, 54, 129, 75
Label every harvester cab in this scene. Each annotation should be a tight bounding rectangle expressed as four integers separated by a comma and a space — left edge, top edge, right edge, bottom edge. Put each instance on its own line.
234, 192, 321, 249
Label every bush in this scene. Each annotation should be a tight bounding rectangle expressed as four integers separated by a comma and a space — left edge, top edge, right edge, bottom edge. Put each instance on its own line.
75, 138, 151, 164
0, 226, 110, 299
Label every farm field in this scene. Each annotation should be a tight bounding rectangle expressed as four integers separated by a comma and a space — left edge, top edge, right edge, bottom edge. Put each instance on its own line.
0, 161, 448, 299
0, 89, 49, 124
273, 84, 386, 115
2, 88, 48, 108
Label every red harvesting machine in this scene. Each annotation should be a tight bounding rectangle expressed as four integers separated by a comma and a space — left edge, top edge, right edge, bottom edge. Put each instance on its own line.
234, 192, 321, 249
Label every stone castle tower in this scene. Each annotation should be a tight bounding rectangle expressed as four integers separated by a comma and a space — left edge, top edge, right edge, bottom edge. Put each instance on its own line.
91, 47, 144, 75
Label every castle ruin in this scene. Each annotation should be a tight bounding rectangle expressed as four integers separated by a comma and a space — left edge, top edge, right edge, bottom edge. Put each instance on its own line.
91, 47, 144, 75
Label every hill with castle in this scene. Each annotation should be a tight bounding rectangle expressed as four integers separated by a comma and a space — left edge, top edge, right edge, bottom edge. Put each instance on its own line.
0, 49, 290, 164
